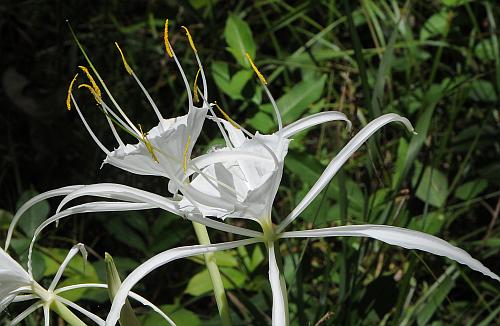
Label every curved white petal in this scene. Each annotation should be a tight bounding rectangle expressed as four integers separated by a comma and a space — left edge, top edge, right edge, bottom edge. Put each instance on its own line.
268, 242, 287, 326
43, 303, 50, 326
277, 113, 414, 232
106, 238, 260, 326
5, 185, 84, 250
281, 111, 351, 138
56, 296, 105, 326
282, 225, 500, 281
47, 244, 87, 291
56, 183, 262, 238
9, 301, 42, 325
55, 283, 176, 326
29, 202, 154, 268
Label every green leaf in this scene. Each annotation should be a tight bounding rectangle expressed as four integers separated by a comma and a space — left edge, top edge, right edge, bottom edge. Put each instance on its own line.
212, 61, 253, 100
415, 165, 449, 208
262, 75, 326, 125
474, 39, 496, 62
454, 179, 488, 201
142, 304, 200, 326
185, 267, 246, 296
441, 0, 468, 7
247, 111, 276, 133
16, 190, 50, 239
224, 14, 256, 67
468, 79, 498, 102
420, 11, 450, 41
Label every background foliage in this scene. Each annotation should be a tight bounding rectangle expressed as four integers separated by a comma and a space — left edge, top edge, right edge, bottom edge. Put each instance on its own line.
1, 0, 499, 324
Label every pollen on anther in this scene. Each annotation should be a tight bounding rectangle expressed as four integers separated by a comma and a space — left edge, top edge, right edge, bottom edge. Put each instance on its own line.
183, 135, 191, 173
245, 53, 267, 85
139, 124, 159, 163
66, 73, 79, 111
214, 102, 240, 129
164, 19, 174, 58
193, 68, 201, 103
181, 26, 197, 53
114, 42, 133, 75
78, 66, 102, 98
78, 84, 101, 104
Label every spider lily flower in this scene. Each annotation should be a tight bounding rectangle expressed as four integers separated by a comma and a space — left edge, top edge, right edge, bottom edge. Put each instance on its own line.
67, 21, 213, 197
0, 243, 177, 326
103, 113, 499, 326
0, 243, 96, 326
57, 33, 500, 325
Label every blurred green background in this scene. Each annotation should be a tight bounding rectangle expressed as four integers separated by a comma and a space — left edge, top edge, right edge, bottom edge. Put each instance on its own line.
1, 0, 499, 325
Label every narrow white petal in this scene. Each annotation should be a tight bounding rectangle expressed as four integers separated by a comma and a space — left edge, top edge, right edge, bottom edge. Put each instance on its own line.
29, 202, 154, 269
106, 238, 260, 326
47, 244, 87, 291
56, 296, 105, 326
5, 185, 84, 250
9, 301, 43, 325
282, 225, 500, 281
55, 283, 176, 326
281, 111, 351, 138
11, 294, 36, 303
277, 113, 414, 232
56, 183, 262, 238
43, 303, 50, 326
268, 242, 287, 326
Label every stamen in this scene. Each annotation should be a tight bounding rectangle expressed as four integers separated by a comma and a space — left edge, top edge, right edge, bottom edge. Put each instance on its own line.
214, 101, 240, 129
181, 26, 197, 53
138, 124, 159, 163
245, 52, 267, 85
183, 135, 191, 173
164, 19, 173, 58
114, 42, 133, 75
78, 84, 101, 104
193, 68, 201, 103
66, 73, 79, 110
78, 66, 102, 98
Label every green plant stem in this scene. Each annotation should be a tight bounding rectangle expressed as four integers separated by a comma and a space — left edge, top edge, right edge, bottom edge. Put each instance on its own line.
192, 221, 232, 326
51, 300, 86, 326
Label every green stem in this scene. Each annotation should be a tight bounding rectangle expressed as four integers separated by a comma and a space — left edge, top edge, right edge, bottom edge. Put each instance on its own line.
51, 300, 87, 326
192, 222, 232, 326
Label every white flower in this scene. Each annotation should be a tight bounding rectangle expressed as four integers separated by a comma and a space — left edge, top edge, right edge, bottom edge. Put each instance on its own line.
67, 21, 210, 195
22, 28, 498, 326
1, 243, 176, 326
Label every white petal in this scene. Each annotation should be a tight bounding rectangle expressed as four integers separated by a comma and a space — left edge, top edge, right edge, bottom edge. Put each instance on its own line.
56, 183, 262, 238
8, 301, 42, 325
5, 185, 84, 250
277, 113, 414, 232
47, 244, 87, 291
105, 238, 260, 326
29, 201, 154, 269
56, 296, 105, 326
55, 283, 176, 326
43, 303, 50, 326
280, 111, 351, 138
282, 225, 500, 281
268, 242, 287, 326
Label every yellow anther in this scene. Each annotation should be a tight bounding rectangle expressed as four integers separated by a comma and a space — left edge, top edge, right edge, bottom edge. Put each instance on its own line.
66, 73, 79, 111
78, 84, 101, 103
183, 135, 191, 173
139, 124, 159, 163
214, 102, 240, 129
193, 68, 201, 103
78, 66, 102, 98
181, 26, 197, 53
114, 42, 133, 75
164, 19, 173, 58
245, 52, 267, 85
